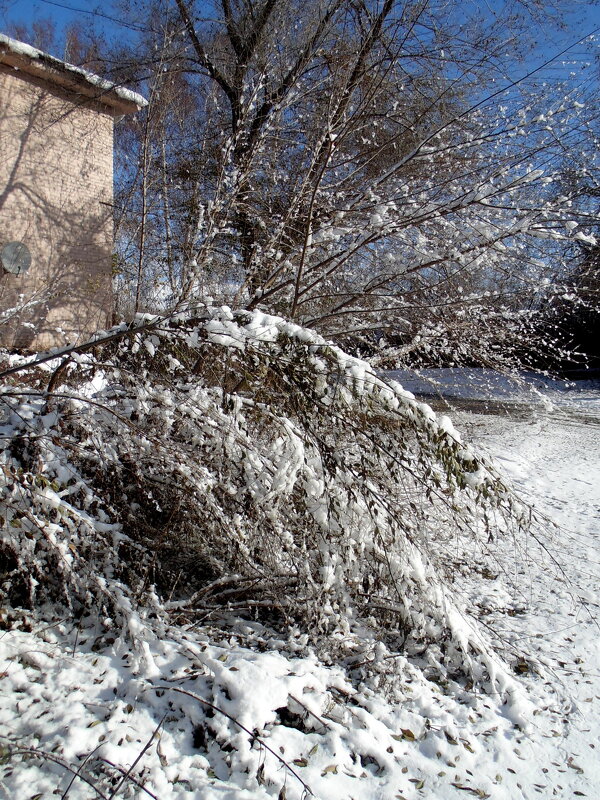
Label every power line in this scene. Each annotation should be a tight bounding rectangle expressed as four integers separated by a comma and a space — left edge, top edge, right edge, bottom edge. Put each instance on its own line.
38, 0, 148, 33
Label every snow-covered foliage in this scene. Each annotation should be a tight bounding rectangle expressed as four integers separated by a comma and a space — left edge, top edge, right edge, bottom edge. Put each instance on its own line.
2, 348, 599, 800
1, 308, 528, 693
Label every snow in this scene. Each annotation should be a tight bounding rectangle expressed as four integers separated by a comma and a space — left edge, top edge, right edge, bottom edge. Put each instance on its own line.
386, 366, 600, 413
574, 231, 597, 245
0, 33, 147, 108
1, 369, 600, 798
452, 383, 600, 797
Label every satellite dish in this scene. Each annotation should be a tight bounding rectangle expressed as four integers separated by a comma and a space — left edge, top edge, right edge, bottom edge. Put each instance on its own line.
1, 241, 32, 275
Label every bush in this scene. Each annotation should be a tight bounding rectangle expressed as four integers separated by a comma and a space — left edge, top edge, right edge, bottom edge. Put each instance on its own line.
0, 307, 528, 689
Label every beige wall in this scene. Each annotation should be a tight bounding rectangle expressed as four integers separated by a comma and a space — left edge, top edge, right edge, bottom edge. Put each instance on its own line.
0, 63, 114, 350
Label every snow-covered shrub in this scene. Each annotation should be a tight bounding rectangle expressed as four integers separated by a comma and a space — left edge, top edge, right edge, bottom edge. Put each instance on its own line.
0, 307, 528, 689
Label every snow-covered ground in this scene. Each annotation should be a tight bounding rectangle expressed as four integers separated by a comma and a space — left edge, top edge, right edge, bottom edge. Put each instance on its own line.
386, 366, 600, 411
1, 373, 599, 799
452, 382, 600, 798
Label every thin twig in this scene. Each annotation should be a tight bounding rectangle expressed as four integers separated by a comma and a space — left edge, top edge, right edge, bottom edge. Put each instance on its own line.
60, 743, 104, 799
7, 745, 109, 800
99, 758, 160, 800
288, 694, 331, 733
151, 685, 314, 796
107, 713, 166, 800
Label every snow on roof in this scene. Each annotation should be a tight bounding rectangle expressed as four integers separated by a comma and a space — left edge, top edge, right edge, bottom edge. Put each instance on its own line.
0, 32, 147, 114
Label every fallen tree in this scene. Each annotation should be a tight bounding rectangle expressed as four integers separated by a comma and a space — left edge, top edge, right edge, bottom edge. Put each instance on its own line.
0, 307, 531, 691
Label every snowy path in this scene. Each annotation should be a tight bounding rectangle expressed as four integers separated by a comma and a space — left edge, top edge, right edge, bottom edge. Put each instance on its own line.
456, 397, 600, 798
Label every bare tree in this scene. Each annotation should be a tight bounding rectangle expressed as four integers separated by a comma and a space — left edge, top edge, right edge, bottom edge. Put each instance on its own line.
110, 0, 599, 368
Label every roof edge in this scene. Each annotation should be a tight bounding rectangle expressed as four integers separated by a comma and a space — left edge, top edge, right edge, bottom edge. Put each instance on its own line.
0, 33, 147, 115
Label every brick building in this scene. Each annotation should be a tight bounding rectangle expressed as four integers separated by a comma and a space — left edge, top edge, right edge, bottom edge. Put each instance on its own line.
0, 34, 146, 350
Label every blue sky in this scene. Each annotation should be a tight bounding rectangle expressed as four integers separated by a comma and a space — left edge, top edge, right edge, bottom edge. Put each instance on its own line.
0, 0, 140, 48
1, 0, 600, 73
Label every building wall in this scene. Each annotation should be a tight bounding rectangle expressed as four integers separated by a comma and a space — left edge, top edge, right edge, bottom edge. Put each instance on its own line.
0, 62, 114, 350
